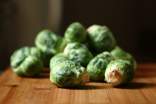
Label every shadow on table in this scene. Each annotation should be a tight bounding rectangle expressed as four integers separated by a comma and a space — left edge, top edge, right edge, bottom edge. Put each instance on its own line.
36, 72, 49, 79
36, 68, 50, 78
59, 82, 113, 90
63, 81, 156, 90
25, 69, 50, 79
116, 82, 156, 89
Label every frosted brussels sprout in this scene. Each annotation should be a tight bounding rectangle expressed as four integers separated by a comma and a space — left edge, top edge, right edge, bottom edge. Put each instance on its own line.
35, 29, 63, 66
111, 46, 137, 69
10, 47, 43, 76
87, 52, 114, 81
64, 22, 87, 43
50, 60, 89, 88
105, 59, 134, 86
64, 42, 93, 66
50, 53, 68, 70
87, 25, 116, 53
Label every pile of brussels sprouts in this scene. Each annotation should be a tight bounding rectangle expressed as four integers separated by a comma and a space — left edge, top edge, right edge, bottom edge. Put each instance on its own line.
10, 22, 137, 88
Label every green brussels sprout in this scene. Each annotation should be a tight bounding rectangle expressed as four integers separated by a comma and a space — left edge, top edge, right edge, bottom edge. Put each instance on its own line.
35, 29, 63, 66
64, 42, 93, 66
87, 52, 114, 81
87, 25, 116, 53
64, 22, 87, 43
50, 53, 68, 70
105, 59, 135, 86
10, 47, 43, 76
111, 46, 137, 69
50, 60, 89, 88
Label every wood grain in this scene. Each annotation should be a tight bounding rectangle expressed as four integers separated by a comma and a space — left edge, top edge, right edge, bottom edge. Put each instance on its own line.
0, 64, 156, 104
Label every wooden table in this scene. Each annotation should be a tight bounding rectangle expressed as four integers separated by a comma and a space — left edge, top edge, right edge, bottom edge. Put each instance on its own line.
0, 64, 156, 104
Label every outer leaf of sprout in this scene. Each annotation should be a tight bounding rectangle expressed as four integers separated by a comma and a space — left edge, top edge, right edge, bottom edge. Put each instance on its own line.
87, 25, 116, 53
50, 53, 68, 70
111, 46, 137, 70
64, 22, 87, 43
35, 29, 63, 66
64, 42, 93, 67
87, 52, 114, 81
10, 47, 43, 76
105, 59, 134, 86
50, 60, 89, 88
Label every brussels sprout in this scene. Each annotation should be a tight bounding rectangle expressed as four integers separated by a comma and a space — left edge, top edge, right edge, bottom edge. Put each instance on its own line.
64, 42, 93, 66
87, 52, 114, 81
111, 46, 137, 69
10, 47, 43, 76
50, 53, 68, 70
35, 29, 63, 66
64, 22, 87, 43
87, 25, 116, 53
105, 59, 135, 86
50, 60, 89, 88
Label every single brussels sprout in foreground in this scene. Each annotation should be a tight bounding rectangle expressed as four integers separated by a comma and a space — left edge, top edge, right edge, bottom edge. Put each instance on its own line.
87, 52, 114, 81
64, 42, 93, 66
105, 59, 135, 86
50, 53, 68, 70
111, 46, 137, 69
50, 60, 89, 88
10, 47, 43, 76
87, 25, 116, 54
35, 29, 63, 66
64, 22, 87, 43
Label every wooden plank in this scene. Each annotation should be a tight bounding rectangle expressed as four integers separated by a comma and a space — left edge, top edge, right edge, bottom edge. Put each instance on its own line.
0, 64, 156, 104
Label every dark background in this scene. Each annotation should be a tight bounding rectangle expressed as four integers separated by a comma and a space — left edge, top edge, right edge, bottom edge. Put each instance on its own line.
1, 0, 156, 70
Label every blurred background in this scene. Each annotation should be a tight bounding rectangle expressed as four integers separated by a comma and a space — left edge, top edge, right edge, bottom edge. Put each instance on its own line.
1, 0, 156, 70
